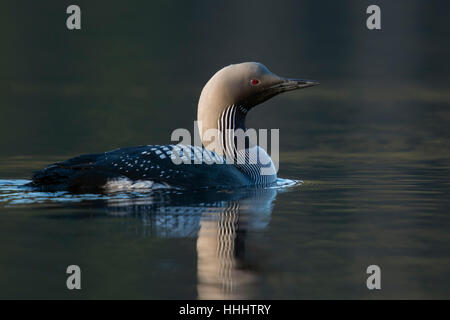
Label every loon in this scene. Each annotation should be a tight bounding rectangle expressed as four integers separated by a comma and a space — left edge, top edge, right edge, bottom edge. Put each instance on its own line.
29, 62, 319, 192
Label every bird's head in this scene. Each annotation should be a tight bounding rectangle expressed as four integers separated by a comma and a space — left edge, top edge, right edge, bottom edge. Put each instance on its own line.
198, 62, 319, 115
197, 62, 319, 154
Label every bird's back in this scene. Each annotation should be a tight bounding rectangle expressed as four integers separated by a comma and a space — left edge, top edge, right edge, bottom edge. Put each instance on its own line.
29, 145, 273, 192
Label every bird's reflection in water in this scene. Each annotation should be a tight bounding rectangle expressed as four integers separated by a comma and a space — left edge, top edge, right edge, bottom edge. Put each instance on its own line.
102, 187, 277, 299
1, 179, 287, 298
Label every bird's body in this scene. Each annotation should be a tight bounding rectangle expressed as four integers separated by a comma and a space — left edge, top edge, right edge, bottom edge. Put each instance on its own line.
31, 144, 275, 192
29, 62, 318, 192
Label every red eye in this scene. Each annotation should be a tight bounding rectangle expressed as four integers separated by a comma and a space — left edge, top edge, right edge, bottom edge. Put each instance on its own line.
250, 79, 260, 86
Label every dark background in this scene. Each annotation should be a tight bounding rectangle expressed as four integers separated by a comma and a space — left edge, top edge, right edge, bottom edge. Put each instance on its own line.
0, 0, 448, 161
0, 1, 449, 299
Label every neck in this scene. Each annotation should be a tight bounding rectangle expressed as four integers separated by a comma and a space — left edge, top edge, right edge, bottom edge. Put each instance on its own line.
197, 103, 278, 185
198, 105, 251, 157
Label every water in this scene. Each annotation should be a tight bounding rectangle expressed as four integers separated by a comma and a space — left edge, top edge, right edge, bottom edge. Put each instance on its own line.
1, 154, 449, 299
1, 0, 450, 299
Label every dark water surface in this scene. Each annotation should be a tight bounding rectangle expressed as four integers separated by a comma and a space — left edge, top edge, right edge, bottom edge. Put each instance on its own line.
1, 1, 450, 299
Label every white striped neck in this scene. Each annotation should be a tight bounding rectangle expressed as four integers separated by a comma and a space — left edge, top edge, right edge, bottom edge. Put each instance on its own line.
217, 105, 250, 158
197, 104, 277, 184
198, 104, 249, 157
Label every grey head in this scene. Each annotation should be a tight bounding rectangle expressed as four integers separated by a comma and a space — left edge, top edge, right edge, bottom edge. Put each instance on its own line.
197, 62, 319, 154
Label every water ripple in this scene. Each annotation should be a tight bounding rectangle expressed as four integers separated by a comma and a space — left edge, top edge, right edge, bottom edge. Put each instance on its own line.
0, 178, 301, 206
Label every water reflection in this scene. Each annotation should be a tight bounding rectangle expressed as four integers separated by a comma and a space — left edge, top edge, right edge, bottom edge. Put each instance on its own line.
196, 189, 275, 299
0, 179, 283, 299
106, 188, 276, 299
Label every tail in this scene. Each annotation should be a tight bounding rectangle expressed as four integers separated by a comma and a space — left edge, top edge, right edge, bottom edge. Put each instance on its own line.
29, 165, 75, 190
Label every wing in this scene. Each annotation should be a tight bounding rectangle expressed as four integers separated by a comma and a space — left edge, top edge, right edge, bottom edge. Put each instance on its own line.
31, 145, 251, 191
